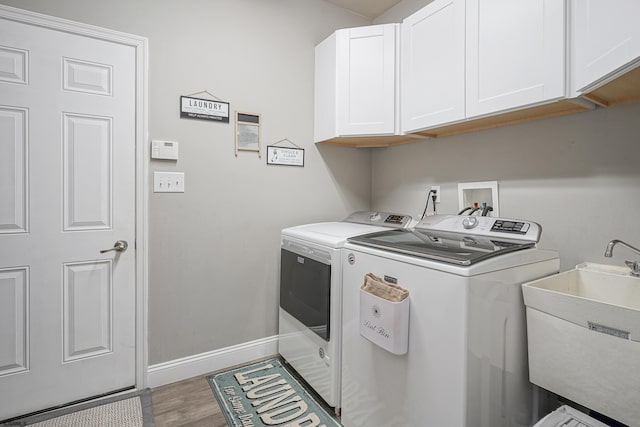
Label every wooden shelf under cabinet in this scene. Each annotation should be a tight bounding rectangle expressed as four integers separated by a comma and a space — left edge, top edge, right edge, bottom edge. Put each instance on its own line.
316, 134, 425, 148
411, 99, 593, 139
580, 65, 640, 107
316, 100, 592, 147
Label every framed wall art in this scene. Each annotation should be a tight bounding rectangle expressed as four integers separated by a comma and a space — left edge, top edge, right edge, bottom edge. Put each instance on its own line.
266, 138, 304, 167
180, 91, 229, 122
235, 112, 261, 157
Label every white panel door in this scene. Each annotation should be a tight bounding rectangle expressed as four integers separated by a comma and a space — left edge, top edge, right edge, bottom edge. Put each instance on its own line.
401, 0, 465, 133
466, 0, 566, 118
0, 15, 136, 421
337, 24, 398, 136
571, 0, 640, 93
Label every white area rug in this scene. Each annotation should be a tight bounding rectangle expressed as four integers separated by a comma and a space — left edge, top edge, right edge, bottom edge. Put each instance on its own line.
2, 389, 154, 427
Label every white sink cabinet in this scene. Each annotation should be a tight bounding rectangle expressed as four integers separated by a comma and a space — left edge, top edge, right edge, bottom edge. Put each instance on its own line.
571, 0, 640, 97
314, 24, 409, 147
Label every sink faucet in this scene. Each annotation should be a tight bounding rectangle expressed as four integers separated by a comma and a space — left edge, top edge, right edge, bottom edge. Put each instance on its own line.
604, 239, 640, 277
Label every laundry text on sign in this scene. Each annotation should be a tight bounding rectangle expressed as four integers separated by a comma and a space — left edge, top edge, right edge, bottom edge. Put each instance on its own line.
180, 95, 229, 122
232, 362, 327, 426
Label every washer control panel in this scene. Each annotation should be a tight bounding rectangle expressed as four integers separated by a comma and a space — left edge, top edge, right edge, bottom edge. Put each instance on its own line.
418, 215, 541, 242
491, 220, 530, 234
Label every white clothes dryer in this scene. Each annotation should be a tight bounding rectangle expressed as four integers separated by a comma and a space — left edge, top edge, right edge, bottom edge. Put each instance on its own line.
279, 211, 414, 410
340, 215, 560, 427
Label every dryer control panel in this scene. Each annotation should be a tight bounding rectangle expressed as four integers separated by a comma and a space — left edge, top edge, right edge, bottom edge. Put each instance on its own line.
345, 211, 414, 229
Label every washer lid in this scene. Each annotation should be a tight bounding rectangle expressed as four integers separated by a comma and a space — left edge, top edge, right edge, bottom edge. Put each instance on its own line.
347, 228, 535, 265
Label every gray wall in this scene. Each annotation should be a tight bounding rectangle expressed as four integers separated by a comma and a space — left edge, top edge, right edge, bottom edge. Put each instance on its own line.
370, 102, 640, 271
0, 0, 372, 364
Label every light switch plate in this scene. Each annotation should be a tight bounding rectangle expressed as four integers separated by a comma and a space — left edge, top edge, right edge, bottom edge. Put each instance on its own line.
154, 172, 185, 193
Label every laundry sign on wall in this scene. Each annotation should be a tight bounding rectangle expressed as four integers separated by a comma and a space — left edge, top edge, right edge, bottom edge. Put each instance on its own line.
180, 92, 230, 122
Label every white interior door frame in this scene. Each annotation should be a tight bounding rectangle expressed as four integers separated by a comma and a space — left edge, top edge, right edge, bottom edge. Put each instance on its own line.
0, 4, 150, 389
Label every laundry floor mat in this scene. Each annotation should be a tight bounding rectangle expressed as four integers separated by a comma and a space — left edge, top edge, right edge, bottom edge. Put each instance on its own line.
208, 357, 342, 427
1, 389, 154, 427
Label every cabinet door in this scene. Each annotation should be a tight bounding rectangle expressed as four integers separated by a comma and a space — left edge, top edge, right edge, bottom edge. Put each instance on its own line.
314, 32, 338, 143
337, 24, 397, 136
466, 0, 565, 118
401, 0, 465, 133
571, 0, 640, 93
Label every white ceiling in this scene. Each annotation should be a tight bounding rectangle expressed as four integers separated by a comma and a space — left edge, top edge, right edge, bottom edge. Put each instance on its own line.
325, 0, 403, 18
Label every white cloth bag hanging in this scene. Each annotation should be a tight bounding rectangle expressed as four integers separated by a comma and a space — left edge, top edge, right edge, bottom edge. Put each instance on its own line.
359, 273, 410, 355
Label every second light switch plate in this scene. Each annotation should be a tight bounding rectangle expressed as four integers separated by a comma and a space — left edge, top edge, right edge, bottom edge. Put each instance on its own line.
154, 172, 185, 193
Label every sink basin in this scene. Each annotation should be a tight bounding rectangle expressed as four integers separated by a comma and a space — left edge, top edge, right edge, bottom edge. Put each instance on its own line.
523, 262, 640, 341
522, 263, 640, 426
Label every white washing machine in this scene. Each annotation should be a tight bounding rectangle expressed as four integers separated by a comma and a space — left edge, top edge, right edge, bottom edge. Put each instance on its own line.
340, 215, 560, 427
279, 211, 414, 410
533, 406, 610, 427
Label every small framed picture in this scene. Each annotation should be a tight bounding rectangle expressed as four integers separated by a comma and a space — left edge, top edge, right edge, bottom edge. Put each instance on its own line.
235, 112, 261, 157
267, 146, 305, 167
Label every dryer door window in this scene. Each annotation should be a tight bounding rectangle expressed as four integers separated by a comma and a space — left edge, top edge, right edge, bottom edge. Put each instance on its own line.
280, 248, 331, 341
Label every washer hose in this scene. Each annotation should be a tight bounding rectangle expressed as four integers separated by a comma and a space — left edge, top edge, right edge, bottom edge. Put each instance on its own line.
481, 206, 493, 216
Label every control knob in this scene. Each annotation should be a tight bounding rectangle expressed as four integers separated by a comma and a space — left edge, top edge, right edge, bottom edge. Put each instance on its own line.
462, 216, 479, 229
369, 212, 381, 221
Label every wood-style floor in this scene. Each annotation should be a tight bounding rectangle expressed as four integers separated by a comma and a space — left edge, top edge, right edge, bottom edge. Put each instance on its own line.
151, 373, 228, 427
151, 357, 276, 427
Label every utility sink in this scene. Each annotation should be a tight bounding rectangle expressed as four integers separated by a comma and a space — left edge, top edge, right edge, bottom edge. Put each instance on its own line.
522, 263, 640, 426
523, 262, 640, 341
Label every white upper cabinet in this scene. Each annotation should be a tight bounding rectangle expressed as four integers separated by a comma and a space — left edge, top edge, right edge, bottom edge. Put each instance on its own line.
465, 0, 566, 118
401, 0, 465, 133
571, 0, 640, 95
314, 24, 399, 143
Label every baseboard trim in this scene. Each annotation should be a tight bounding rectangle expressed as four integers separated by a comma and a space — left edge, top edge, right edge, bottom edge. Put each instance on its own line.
147, 335, 279, 388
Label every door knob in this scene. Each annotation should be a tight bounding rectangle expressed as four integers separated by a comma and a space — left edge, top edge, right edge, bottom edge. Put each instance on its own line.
100, 240, 128, 253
